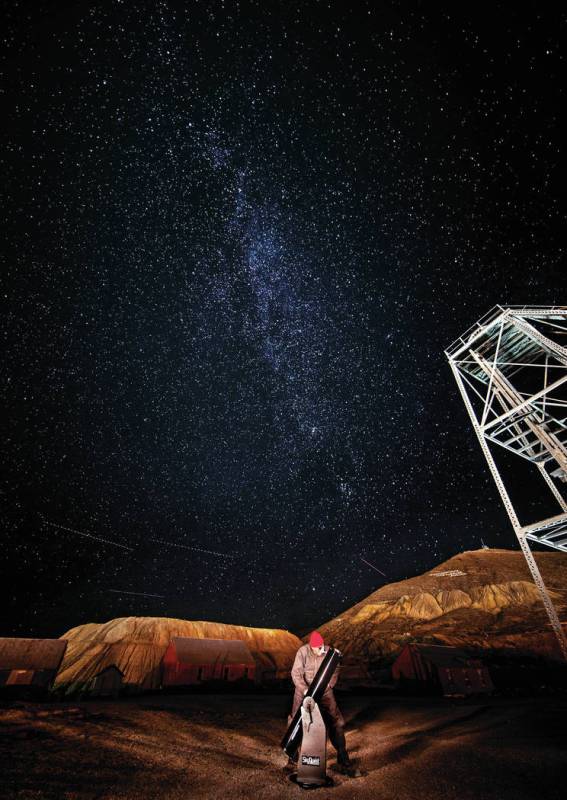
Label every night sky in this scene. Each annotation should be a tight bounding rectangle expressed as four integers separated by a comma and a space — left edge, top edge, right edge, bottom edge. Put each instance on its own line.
2, 2, 565, 638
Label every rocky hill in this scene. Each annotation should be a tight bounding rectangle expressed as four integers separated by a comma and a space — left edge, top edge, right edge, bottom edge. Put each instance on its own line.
56, 617, 301, 690
317, 549, 567, 665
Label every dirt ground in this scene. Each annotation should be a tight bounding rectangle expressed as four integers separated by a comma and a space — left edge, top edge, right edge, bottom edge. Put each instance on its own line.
0, 692, 565, 800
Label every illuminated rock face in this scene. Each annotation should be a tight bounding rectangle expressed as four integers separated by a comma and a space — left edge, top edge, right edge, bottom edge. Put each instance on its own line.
56, 617, 301, 690
317, 549, 567, 664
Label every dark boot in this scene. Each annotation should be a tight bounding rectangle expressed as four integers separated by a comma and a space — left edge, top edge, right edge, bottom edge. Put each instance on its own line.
337, 749, 362, 777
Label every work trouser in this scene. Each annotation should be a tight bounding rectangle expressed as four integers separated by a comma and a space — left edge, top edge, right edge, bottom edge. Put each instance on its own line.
290, 687, 347, 756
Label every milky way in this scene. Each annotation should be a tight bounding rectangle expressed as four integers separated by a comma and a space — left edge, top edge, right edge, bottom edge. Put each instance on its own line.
2, 2, 565, 636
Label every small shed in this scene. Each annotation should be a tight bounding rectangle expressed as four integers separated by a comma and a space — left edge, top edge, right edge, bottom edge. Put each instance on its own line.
338, 657, 373, 687
84, 665, 124, 698
392, 643, 493, 696
162, 637, 256, 686
0, 638, 68, 695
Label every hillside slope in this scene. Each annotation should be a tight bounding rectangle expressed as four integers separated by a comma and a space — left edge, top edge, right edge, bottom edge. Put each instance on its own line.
317, 549, 567, 664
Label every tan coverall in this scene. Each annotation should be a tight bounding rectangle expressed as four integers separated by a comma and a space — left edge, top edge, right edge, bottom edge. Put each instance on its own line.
290, 644, 347, 757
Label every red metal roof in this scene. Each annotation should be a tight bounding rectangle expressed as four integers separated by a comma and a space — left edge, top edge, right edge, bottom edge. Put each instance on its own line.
169, 637, 255, 666
404, 644, 482, 668
0, 638, 67, 671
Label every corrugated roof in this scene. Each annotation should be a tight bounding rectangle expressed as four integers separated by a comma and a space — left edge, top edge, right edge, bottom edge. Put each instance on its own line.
409, 644, 481, 668
170, 637, 255, 666
0, 638, 67, 670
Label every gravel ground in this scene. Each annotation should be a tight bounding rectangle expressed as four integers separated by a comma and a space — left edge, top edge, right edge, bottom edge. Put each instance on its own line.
0, 693, 565, 800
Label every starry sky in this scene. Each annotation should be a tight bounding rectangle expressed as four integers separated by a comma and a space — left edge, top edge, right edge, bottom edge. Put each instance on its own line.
2, 1, 565, 638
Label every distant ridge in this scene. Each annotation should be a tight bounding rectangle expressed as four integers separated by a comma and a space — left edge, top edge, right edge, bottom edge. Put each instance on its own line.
316, 549, 567, 664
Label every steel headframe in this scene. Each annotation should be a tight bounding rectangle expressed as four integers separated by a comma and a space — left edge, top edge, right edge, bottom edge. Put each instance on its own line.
445, 305, 567, 661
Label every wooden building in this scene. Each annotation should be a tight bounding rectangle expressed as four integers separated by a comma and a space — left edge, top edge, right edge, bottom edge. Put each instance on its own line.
162, 637, 256, 686
392, 643, 493, 696
0, 637, 67, 697
338, 656, 373, 687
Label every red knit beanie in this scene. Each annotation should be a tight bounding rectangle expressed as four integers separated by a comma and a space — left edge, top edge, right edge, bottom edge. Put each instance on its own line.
309, 631, 324, 648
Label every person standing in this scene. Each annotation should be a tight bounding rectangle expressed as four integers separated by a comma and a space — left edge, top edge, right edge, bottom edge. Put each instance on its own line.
288, 631, 354, 773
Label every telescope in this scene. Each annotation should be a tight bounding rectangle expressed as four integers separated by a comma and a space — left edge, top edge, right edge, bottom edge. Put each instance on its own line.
281, 646, 342, 767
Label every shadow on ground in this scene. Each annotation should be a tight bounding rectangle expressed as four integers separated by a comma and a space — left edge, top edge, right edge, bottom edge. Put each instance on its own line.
1, 694, 565, 800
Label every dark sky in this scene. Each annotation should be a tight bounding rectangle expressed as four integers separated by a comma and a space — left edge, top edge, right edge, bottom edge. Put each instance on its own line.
2, 1, 565, 638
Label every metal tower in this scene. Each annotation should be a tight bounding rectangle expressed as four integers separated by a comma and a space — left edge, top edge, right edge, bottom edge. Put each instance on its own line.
445, 305, 567, 661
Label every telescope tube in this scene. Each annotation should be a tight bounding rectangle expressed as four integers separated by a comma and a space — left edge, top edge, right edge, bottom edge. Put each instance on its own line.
281, 646, 342, 757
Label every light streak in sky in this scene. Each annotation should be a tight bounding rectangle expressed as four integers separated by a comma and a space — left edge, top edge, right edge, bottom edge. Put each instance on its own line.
108, 589, 165, 599
149, 536, 235, 559
41, 517, 134, 551
360, 557, 386, 577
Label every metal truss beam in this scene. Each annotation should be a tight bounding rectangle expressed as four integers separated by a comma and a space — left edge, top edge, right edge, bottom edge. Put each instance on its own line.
446, 306, 567, 662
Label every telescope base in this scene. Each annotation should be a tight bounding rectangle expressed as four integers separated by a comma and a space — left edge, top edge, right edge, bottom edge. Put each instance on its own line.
289, 773, 334, 790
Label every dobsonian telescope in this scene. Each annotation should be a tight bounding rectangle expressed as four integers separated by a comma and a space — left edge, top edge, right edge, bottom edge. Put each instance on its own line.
281, 646, 342, 788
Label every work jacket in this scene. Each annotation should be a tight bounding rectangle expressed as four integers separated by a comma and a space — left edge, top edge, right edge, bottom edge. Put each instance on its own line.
291, 644, 339, 694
